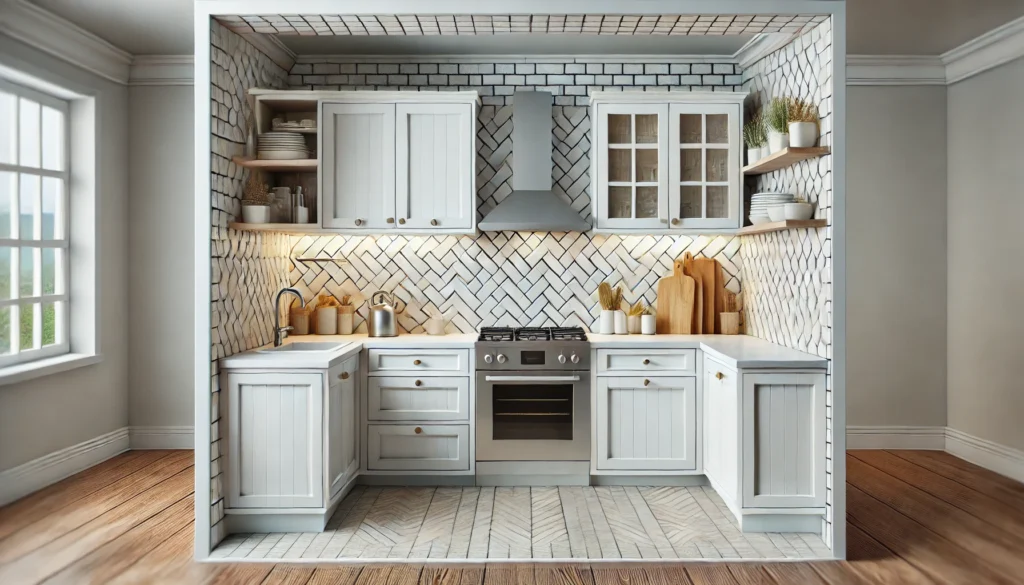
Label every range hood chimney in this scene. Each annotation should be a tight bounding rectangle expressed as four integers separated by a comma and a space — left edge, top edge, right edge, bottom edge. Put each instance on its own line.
478, 91, 591, 232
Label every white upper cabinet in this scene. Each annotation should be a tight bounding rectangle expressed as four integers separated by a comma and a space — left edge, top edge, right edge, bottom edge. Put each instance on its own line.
320, 93, 479, 234
591, 92, 745, 233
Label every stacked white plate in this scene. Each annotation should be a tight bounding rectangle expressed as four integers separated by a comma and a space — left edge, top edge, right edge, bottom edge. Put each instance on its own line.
749, 192, 795, 225
258, 132, 309, 160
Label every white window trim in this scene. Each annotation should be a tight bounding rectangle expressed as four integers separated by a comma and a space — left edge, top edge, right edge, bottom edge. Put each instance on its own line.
0, 62, 101, 385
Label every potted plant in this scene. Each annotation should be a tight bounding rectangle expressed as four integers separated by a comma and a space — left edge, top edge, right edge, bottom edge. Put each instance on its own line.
743, 112, 767, 165
764, 97, 791, 153
787, 98, 819, 148
241, 170, 271, 224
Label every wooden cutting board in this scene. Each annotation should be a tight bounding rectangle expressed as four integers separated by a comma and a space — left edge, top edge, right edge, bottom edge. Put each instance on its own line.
692, 256, 719, 334
714, 262, 727, 333
655, 258, 696, 334
682, 252, 703, 334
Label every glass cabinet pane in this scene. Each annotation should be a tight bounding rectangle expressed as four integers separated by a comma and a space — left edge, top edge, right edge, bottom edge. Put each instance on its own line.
635, 115, 658, 143
707, 186, 728, 218
636, 187, 659, 218
609, 187, 632, 218
706, 149, 728, 182
706, 114, 729, 144
681, 149, 702, 182
608, 114, 631, 144
635, 149, 658, 182
680, 114, 702, 144
681, 186, 702, 219
609, 149, 632, 182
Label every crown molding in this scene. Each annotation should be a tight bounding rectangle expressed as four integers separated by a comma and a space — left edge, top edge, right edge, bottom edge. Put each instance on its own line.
846, 55, 946, 86
942, 15, 1024, 85
130, 55, 194, 86
293, 54, 737, 64
0, 0, 132, 85
734, 32, 795, 70
240, 32, 297, 72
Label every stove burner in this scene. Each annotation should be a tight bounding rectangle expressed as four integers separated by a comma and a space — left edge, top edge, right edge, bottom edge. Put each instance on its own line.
551, 327, 587, 341
478, 327, 514, 342
515, 327, 551, 341
478, 326, 587, 342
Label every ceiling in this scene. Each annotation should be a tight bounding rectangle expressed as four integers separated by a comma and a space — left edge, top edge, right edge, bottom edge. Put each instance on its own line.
23, 0, 1024, 57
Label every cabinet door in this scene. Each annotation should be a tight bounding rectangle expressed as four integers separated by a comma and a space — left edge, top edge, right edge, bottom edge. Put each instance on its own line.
596, 376, 696, 471
226, 372, 323, 509
396, 103, 474, 230
327, 358, 359, 500
367, 424, 470, 471
594, 103, 670, 231
669, 103, 741, 229
321, 102, 396, 230
741, 372, 826, 508
704, 356, 739, 506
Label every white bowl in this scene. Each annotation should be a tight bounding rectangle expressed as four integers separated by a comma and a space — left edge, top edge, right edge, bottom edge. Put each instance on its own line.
767, 206, 787, 222
241, 205, 270, 224
749, 215, 771, 225
784, 202, 814, 220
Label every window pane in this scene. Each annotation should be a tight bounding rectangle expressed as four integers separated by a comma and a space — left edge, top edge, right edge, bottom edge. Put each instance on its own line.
680, 114, 702, 144
608, 186, 632, 219
608, 148, 631, 182
0, 91, 14, 165
42, 248, 56, 295
608, 114, 631, 143
681, 149, 702, 182
681, 186, 702, 219
42, 177, 61, 239
20, 302, 36, 351
707, 186, 729, 218
636, 187, 659, 219
706, 149, 729, 182
41, 106, 64, 171
42, 301, 56, 346
19, 98, 40, 168
0, 171, 13, 239
20, 174, 38, 239
635, 115, 658, 144
0, 306, 9, 355
0, 246, 10, 300
707, 114, 729, 143
20, 247, 36, 297
635, 149, 658, 182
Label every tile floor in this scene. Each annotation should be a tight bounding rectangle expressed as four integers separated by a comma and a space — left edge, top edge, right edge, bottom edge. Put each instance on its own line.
211, 485, 830, 561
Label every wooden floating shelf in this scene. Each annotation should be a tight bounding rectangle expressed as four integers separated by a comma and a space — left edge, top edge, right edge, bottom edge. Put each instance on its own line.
737, 219, 827, 236
742, 147, 830, 175
231, 157, 317, 172
229, 222, 325, 234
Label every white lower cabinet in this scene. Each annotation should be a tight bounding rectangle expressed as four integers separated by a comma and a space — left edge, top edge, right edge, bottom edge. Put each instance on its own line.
595, 376, 697, 471
703, 357, 739, 506
367, 424, 470, 471
327, 360, 359, 500
368, 376, 469, 421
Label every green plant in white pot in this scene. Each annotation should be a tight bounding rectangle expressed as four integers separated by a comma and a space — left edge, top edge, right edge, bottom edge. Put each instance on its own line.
788, 99, 819, 148
764, 97, 791, 153
743, 112, 767, 165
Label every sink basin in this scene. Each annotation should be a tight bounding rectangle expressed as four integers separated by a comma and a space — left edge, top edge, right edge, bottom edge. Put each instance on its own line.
259, 342, 346, 353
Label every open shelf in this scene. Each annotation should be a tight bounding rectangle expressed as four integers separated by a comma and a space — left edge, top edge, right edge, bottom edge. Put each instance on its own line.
231, 157, 317, 172
743, 147, 830, 175
737, 219, 827, 236
229, 222, 326, 234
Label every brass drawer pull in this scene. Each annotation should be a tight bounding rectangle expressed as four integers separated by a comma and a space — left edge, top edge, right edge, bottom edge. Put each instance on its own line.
398, 218, 406, 225
643, 359, 650, 365
430, 219, 439, 226
413, 359, 422, 366
414, 380, 422, 387
643, 379, 650, 386
387, 217, 395, 224
339, 372, 349, 380
715, 372, 724, 380
354, 218, 363, 226
414, 427, 423, 434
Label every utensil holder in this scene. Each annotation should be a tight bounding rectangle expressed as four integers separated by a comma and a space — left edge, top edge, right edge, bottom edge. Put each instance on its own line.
289, 310, 309, 335
316, 307, 337, 335
641, 315, 656, 335
627, 315, 641, 334
337, 308, 353, 335
425, 317, 446, 336
598, 310, 615, 335
613, 310, 627, 335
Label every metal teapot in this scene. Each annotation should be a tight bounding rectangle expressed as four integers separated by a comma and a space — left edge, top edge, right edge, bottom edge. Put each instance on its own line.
367, 291, 399, 337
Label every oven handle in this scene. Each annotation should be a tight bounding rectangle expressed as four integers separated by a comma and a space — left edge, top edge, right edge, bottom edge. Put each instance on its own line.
484, 375, 581, 382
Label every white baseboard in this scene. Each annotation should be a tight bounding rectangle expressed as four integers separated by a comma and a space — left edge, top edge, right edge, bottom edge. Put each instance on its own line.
946, 427, 1024, 484
0, 427, 129, 506
847, 425, 947, 450
129, 426, 194, 449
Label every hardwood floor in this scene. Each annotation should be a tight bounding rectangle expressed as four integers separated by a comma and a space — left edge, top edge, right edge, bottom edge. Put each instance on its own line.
1, 449, 1022, 584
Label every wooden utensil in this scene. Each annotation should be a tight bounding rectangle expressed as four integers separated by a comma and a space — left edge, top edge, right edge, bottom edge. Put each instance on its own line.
655, 259, 696, 334
682, 252, 703, 334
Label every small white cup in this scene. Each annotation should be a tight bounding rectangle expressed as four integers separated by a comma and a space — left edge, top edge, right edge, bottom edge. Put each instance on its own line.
425, 317, 445, 336
613, 310, 627, 335
598, 310, 615, 335
641, 315, 656, 335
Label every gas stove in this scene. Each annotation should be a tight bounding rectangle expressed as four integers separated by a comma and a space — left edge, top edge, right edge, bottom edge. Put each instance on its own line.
476, 326, 589, 370
478, 326, 587, 342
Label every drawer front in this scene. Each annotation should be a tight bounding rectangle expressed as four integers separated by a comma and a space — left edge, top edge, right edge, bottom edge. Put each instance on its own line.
597, 349, 697, 374
368, 376, 469, 421
367, 424, 470, 471
367, 349, 469, 375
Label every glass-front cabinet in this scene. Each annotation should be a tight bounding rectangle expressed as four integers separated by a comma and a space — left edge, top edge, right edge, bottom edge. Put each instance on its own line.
591, 92, 745, 233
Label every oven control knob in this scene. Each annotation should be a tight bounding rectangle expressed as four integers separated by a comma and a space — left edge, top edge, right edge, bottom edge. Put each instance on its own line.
484, 354, 493, 364
558, 353, 567, 364
496, 353, 507, 364
570, 353, 580, 364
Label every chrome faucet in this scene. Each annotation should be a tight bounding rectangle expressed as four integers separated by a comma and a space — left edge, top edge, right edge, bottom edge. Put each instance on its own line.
274, 288, 304, 347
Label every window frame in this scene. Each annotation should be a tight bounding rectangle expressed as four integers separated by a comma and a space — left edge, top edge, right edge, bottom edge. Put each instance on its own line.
0, 78, 72, 368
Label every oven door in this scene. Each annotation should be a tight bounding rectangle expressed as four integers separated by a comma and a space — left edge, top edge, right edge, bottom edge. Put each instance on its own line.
476, 370, 590, 461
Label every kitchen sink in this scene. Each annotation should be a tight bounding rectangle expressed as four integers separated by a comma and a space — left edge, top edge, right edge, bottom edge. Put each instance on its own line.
258, 342, 346, 353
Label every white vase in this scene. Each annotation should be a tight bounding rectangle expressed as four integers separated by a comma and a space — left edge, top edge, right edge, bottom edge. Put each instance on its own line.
613, 310, 627, 335
768, 131, 790, 153
747, 148, 762, 165
789, 122, 818, 148
760, 145, 772, 161
599, 310, 615, 335
337, 312, 353, 335
241, 205, 269, 224
626, 315, 641, 334
641, 315, 656, 335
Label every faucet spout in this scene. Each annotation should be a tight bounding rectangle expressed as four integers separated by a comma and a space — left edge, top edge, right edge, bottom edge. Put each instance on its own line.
274, 288, 304, 347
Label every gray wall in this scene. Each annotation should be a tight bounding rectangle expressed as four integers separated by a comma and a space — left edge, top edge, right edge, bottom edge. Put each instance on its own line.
127, 85, 195, 431
0, 34, 129, 471
947, 57, 1024, 451
846, 85, 948, 428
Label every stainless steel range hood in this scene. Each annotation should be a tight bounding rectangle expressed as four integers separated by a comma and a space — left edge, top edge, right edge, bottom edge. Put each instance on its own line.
478, 91, 591, 232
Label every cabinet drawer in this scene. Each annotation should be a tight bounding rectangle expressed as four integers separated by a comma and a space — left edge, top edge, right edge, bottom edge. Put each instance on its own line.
368, 376, 469, 421
597, 349, 697, 375
367, 349, 469, 375
367, 424, 470, 471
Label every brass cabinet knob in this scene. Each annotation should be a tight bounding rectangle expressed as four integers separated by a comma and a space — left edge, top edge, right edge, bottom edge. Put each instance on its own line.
643, 359, 650, 365
354, 218, 363, 226
398, 218, 406, 225
671, 218, 680, 226
715, 372, 724, 380
387, 217, 395, 224
339, 372, 349, 380
413, 359, 422, 365
414, 427, 423, 434
414, 380, 422, 387
643, 379, 650, 386
430, 219, 439, 226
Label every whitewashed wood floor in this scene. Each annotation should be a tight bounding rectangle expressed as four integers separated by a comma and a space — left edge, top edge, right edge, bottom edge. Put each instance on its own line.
212, 486, 831, 561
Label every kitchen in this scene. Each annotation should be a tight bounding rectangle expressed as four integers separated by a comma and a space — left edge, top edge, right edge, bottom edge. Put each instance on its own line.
199, 5, 841, 562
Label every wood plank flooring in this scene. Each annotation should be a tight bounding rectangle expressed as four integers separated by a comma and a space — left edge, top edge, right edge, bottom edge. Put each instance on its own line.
0, 449, 1022, 583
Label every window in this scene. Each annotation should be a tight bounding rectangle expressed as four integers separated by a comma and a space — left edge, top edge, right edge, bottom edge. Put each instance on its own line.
0, 79, 69, 367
